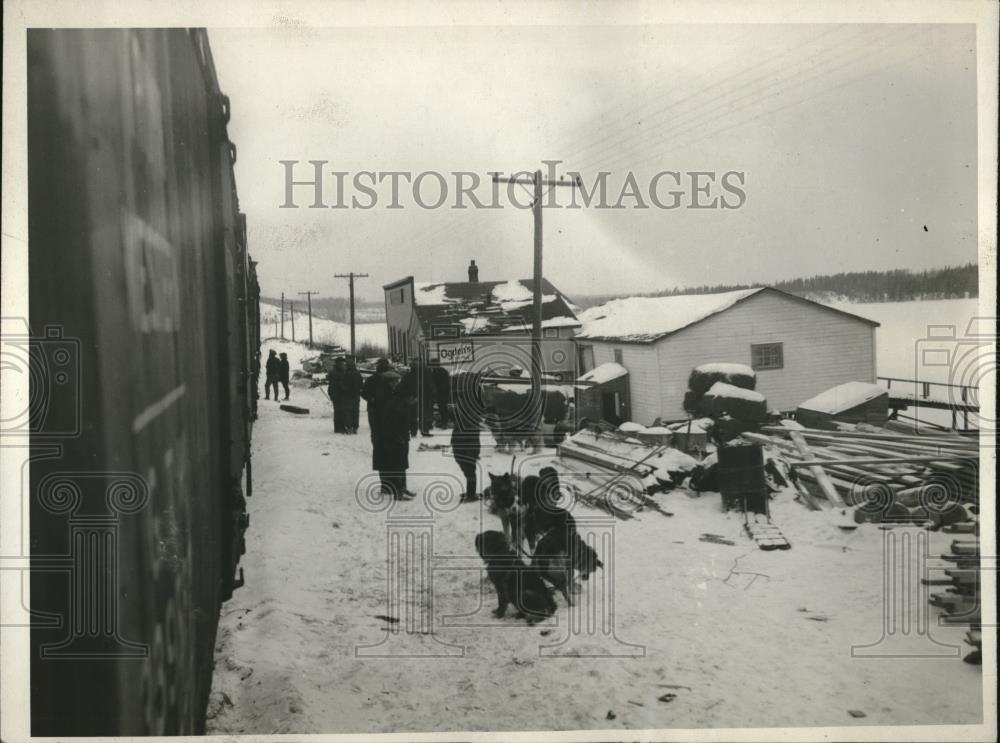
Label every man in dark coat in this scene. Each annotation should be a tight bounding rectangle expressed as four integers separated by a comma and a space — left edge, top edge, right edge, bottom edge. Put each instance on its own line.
361, 358, 392, 442
343, 358, 363, 434
278, 352, 291, 400
451, 371, 482, 503
430, 359, 451, 428
328, 357, 347, 433
371, 370, 415, 500
264, 349, 280, 400
402, 358, 435, 436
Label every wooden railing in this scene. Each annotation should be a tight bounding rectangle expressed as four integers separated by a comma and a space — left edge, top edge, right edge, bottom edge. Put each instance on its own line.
878, 376, 977, 404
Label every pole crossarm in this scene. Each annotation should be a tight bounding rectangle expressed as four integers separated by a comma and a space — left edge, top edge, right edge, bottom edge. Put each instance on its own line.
490, 169, 582, 388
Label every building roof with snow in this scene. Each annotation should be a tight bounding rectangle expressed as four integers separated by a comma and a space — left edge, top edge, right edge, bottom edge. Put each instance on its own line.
576, 286, 879, 343
395, 277, 581, 337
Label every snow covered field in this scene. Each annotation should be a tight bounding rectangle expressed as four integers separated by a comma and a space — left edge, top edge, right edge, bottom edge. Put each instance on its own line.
206, 340, 983, 735
825, 297, 988, 429
260, 302, 388, 351
826, 297, 984, 383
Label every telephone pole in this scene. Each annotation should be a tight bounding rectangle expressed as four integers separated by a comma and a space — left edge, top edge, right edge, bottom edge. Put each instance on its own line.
280, 292, 285, 339
334, 272, 369, 357
289, 301, 296, 342
491, 169, 581, 384
298, 291, 320, 348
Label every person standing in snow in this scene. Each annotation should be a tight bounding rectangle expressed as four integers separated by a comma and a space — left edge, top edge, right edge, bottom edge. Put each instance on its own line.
361, 357, 392, 442
278, 352, 291, 401
430, 359, 451, 428
343, 358, 363, 434
328, 357, 347, 433
371, 370, 415, 500
402, 358, 435, 436
451, 370, 483, 503
264, 349, 280, 400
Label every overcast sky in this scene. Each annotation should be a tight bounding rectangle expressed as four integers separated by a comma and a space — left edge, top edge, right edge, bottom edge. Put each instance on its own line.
210, 23, 977, 303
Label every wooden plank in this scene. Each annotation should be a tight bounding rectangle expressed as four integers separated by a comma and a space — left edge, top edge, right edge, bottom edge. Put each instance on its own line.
788, 455, 971, 468
789, 432, 845, 506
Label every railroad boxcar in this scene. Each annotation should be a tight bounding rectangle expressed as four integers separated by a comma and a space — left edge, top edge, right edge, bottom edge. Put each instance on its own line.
27, 28, 255, 735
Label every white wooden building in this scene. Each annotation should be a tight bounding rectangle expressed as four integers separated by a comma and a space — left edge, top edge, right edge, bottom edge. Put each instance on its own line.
574, 287, 879, 424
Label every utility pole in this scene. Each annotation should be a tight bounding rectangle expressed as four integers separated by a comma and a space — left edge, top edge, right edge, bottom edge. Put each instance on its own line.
298, 291, 319, 348
280, 292, 285, 339
334, 272, 369, 357
289, 301, 296, 342
491, 169, 581, 384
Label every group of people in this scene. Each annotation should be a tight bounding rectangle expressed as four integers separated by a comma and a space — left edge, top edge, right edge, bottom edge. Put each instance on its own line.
264, 349, 290, 401
327, 357, 363, 433
360, 358, 484, 502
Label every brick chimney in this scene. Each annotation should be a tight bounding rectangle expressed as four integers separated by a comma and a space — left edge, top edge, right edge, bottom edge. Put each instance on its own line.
467, 259, 479, 283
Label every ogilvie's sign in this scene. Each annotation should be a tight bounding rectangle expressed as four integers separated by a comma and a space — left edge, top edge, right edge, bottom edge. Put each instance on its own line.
436, 341, 474, 364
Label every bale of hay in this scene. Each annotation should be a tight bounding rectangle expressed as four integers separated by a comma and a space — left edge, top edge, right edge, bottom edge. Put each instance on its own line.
703, 382, 767, 422
688, 363, 756, 396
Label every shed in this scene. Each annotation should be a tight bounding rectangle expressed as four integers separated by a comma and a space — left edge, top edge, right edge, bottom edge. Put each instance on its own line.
575, 286, 879, 425
575, 362, 630, 425
796, 381, 889, 429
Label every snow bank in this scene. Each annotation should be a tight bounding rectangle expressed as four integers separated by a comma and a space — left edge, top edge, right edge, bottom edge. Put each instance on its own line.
578, 362, 628, 384
798, 381, 888, 415
576, 288, 761, 342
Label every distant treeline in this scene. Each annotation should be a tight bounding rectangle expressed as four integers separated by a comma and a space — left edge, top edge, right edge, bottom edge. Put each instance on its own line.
260, 296, 385, 323
571, 263, 978, 309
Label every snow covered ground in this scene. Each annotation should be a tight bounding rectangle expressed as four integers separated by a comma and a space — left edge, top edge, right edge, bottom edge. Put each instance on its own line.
206, 341, 983, 735
260, 302, 388, 351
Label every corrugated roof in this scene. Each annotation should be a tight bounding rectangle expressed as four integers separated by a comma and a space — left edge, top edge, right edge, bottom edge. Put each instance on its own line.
410, 278, 581, 338
576, 286, 878, 343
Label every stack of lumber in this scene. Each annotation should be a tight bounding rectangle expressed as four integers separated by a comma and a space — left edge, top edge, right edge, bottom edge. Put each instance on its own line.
555, 429, 689, 518
926, 512, 982, 665
740, 424, 979, 522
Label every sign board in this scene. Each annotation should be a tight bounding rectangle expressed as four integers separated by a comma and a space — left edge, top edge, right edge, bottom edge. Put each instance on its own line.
436, 341, 474, 364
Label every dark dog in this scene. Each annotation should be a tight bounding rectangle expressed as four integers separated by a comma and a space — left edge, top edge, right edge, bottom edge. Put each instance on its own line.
521, 468, 577, 550
532, 528, 603, 605
475, 530, 556, 624
485, 472, 520, 547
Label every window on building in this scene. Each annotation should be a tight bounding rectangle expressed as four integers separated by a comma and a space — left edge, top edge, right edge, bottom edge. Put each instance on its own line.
389, 287, 405, 305
613, 348, 623, 365
544, 327, 559, 338
579, 345, 595, 373
751, 342, 784, 371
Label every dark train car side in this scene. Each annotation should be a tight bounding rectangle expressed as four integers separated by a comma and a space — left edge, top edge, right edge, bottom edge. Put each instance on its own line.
27, 29, 255, 735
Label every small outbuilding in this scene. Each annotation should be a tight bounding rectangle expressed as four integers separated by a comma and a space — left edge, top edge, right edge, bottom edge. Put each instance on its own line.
574, 286, 879, 425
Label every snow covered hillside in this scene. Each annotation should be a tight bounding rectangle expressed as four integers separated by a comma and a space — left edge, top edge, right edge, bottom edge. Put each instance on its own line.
205, 359, 982, 735
260, 301, 388, 351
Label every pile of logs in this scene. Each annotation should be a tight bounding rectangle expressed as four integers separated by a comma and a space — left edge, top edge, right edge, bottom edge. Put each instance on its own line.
927, 510, 982, 665
741, 423, 979, 524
